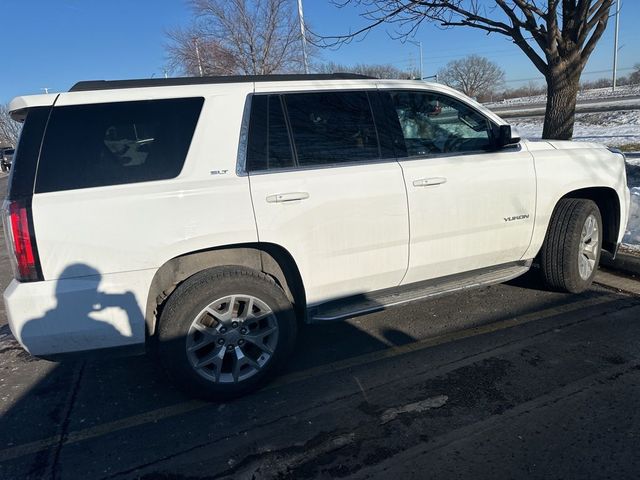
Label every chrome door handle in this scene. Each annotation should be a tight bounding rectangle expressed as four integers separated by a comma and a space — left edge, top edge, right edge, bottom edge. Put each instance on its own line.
266, 192, 310, 203
413, 177, 447, 187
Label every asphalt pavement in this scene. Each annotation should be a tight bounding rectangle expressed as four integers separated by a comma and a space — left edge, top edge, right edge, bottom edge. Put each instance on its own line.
1, 176, 640, 479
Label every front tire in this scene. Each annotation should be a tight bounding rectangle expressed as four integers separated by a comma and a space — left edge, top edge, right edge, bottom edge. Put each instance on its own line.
158, 266, 297, 400
540, 198, 602, 293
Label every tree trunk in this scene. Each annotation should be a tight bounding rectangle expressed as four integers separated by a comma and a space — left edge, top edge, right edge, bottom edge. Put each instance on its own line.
542, 68, 581, 140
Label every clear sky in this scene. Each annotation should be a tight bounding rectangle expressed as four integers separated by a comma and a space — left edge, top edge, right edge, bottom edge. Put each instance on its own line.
1, 0, 638, 103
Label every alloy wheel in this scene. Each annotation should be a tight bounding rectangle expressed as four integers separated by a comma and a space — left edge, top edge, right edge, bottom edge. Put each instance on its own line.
186, 295, 279, 383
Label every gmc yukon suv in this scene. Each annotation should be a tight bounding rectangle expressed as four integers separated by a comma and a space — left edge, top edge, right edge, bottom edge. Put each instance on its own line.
2, 74, 630, 399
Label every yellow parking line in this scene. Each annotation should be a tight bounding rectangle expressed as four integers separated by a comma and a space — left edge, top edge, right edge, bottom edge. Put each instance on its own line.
0, 294, 620, 463
0, 401, 206, 463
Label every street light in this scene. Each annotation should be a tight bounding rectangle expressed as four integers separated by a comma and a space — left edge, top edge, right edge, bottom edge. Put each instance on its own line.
297, 0, 309, 74
408, 40, 423, 80
612, 0, 621, 92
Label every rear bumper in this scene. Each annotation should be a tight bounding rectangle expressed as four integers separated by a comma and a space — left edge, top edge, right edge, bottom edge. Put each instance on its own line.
3, 268, 156, 358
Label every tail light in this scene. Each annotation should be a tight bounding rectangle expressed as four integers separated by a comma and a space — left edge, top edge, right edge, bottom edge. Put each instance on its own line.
2, 199, 42, 282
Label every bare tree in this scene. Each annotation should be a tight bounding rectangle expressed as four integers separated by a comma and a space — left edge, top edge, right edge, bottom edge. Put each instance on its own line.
315, 61, 417, 79
438, 55, 505, 101
166, 0, 305, 76
0, 104, 21, 148
317, 1, 614, 140
166, 28, 237, 76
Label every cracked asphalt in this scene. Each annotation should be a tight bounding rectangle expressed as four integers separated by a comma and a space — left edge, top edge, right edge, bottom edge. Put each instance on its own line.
1, 176, 640, 479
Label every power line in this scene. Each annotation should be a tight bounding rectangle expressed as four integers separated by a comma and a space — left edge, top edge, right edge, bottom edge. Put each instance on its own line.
503, 66, 635, 84
371, 47, 518, 65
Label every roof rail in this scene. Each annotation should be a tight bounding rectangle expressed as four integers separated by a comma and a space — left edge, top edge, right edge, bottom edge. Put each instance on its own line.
69, 73, 376, 92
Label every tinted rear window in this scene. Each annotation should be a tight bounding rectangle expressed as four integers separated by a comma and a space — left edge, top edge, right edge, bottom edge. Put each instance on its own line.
7, 106, 50, 201
35, 97, 203, 193
245, 90, 381, 172
246, 95, 295, 172
284, 91, 380, 166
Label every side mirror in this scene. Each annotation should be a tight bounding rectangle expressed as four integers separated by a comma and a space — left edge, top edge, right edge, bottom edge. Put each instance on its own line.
496, 124, 520, 147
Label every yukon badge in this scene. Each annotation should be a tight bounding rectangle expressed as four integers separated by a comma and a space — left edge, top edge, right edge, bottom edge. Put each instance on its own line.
504, 214, 530, 222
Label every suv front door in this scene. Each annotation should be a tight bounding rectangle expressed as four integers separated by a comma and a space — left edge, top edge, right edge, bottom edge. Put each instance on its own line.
246, 90, 409, 305
384, 89, 536, 285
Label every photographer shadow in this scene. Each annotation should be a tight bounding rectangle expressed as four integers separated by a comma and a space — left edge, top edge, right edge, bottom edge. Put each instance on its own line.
19, 263, 141, 357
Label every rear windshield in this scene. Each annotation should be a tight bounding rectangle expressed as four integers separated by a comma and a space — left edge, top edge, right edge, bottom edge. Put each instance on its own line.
35, 97, 203, 193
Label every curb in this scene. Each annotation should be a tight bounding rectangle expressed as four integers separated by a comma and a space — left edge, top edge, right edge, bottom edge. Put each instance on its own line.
601, 251, 640, 278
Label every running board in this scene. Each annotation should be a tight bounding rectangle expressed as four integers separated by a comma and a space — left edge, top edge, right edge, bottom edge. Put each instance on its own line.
309, 261, 532, 323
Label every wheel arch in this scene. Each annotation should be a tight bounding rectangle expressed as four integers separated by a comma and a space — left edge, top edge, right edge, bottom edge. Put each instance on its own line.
560, 186, 620, 254
145, 243, 307, 338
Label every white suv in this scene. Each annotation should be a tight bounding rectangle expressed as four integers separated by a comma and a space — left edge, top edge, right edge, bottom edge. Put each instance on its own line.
2, 74, 630, 398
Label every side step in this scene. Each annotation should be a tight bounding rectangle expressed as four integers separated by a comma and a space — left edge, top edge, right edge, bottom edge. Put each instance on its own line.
309, 261, 531, 322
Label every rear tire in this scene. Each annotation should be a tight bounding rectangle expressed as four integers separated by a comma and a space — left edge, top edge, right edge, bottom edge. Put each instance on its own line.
540, 198, 602, 293
158, 266, 297, 400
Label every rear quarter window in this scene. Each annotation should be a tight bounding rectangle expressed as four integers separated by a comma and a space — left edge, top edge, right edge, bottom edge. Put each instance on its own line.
35, 97, 203, 193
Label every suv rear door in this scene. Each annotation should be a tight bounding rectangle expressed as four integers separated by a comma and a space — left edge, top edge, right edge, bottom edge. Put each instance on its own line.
383, 89, 536, 284
246, 89, 409, 305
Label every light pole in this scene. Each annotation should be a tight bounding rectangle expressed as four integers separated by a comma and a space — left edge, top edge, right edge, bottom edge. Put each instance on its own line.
612, 0, 621, 92
297, 0, 309, 74
408, 40, 423, 80
194, 38, 204, 77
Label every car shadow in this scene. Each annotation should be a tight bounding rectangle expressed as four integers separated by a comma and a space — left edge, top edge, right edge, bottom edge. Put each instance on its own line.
504, 265, 548, 290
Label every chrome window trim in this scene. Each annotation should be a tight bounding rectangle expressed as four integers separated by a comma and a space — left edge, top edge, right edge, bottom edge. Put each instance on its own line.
236, 93, 253, 177
246, 156, 400, 176
396, 142, 522, 163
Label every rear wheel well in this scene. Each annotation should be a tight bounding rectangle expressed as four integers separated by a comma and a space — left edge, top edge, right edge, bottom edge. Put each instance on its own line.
561, 187, 620, 254
145, 243, 306, 338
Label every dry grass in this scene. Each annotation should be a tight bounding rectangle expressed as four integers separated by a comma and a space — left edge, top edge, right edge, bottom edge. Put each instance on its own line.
617, 143, 640, 152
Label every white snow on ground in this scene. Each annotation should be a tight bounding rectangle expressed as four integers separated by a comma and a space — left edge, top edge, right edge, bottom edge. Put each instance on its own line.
624, 187, 640, 247
486, 84, 640, 108
623, 153, 640, 248
511, 110, 640, 147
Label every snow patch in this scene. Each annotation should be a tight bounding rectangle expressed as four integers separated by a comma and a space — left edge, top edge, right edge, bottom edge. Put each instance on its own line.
511, 110, 640, 147
624, 187, 640, 247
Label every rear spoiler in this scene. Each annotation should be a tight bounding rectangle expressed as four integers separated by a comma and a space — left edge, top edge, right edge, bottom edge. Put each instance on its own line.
8, 94, 58, 122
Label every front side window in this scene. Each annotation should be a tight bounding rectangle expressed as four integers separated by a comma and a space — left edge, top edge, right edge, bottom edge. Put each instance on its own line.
36, 97, 203, 193
389, 91, 492, 157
